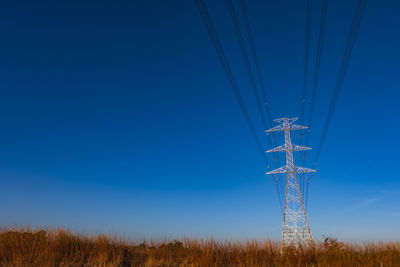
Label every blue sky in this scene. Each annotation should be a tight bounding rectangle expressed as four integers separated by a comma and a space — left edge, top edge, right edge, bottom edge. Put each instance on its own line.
0, 0, 399, 242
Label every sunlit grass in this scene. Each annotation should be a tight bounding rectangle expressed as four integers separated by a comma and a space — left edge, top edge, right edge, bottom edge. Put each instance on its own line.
0, 227, 399, 266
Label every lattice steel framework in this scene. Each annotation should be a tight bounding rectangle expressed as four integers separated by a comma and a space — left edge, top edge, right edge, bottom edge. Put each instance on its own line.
266, 117, 315, 248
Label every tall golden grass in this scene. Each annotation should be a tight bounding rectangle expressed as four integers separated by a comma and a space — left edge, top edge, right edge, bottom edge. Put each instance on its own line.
0, 227, 399, 266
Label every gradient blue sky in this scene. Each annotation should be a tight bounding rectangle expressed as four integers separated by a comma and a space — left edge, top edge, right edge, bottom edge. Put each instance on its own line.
0, 0, 399, 242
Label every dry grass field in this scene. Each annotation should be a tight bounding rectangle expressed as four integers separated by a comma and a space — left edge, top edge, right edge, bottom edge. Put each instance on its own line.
0, 227, 399, 266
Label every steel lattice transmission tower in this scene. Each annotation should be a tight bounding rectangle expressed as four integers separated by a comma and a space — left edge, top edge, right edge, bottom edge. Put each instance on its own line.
266, 117, 316, 248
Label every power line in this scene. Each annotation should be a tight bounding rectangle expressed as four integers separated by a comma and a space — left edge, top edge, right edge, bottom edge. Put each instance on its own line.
194, 0, 270, 167
300, 0, 313, 125
226, 0, 268, 131
238, 0, 274, 127
306, 0, 366, 208
304, 173, 314, 210
238, 0, 281, 164
313, 0, 367, 164
302, 0, 329, 207
225, 0, 280, 163
194, 0, 283, 215
225, 0, 285, 213
298, 0, 313, 200
273, 176, 284, 216
305, 0, 328, 145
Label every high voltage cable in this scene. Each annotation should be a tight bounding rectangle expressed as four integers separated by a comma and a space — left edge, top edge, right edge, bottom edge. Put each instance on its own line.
238, 0, 281, 164
226, 0, 268, 131
300, 0, 313, 125
194, 0, 270, 167
313, 0, 367, 165
229, 0, 284, 211
307, 0, 366, 208
225, 0, 279, 161
302, 0, 329, 207
238, 0, 274, 127
275, 182, 284, 216
305, 0, 328, 146
304, 172, 315, 211
194, 0, 284, 216
299, 0, 312, 199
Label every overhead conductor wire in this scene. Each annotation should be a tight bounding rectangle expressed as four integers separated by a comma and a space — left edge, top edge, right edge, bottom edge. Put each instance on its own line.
299, 0, 313, 201
305, 0, 328, 146
313, 0, 367, 165
194, 0, 284, 215
238, 0, 274, 129
303, 0, 329, 209
305, 0, 367, 210
300, 0, 313, 125
225, 0, 279, 163
235, 0, 285, 207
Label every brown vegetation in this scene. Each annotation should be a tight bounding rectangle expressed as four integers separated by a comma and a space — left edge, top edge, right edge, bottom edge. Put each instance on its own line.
0, 227, 399, 266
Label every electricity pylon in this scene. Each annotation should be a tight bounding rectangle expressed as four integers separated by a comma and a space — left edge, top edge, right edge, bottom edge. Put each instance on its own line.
266, 117, 316, 249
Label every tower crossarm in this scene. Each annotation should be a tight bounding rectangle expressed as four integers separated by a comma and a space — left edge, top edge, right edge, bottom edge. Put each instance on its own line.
295, 166, 316, 173
266, 145, 285, 152
266, 166, 287, 175
293, 145, 312, 151
265, 125, 284, 133
266, 165, 316, 174
267, 144, 312, 153
289, 124, 309, 131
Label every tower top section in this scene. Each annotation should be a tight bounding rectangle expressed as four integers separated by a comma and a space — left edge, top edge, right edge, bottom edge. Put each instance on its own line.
273, 117, 298, 124
266, 117, 309, 133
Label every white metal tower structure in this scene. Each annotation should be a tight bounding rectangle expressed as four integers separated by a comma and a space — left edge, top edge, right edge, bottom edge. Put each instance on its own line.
266, 117, 316, 248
